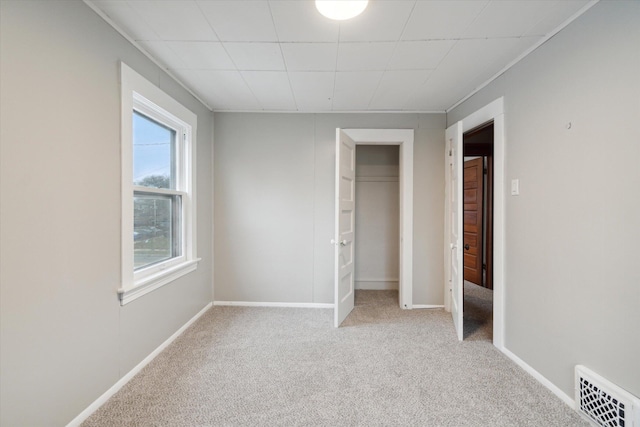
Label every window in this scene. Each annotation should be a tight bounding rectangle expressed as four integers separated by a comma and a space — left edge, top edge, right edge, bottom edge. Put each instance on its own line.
119, 63, 198, 305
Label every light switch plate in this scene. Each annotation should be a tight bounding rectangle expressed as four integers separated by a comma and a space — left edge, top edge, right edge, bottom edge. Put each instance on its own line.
511, 179, 520, 196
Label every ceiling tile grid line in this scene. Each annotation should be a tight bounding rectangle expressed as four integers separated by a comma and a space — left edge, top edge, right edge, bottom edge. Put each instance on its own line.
197, 0, 279, 42
128, 0, 218, 41
195, 0, 264, 110
86, 0, 597, 112
330, 24, 342, 111
267, 0, 300, 111
364, 0, 419, 110
127, 37, 547, 44
399, 0, 488, 109
400, 36, 465, 111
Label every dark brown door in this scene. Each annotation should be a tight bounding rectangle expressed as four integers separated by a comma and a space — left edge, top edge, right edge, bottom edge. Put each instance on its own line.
463, 158, 483, 285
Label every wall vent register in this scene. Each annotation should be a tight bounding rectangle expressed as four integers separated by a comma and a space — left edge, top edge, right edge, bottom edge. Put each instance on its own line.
575, 365, 640, 426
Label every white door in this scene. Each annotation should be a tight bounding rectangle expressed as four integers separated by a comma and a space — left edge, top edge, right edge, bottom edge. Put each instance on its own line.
334, 129, 356, 327
446, 122, 464, 340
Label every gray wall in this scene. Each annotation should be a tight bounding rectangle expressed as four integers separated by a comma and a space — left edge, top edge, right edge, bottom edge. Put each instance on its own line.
214, 113, 444, 306
0, 1, 213, 425
449, 1, 640, 398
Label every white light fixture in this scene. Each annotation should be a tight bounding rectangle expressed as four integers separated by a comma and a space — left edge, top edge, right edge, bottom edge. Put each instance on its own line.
315, 0, 368, 21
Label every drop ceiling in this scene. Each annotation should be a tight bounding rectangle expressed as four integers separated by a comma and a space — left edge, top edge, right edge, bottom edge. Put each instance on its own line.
87, 0, 594, 112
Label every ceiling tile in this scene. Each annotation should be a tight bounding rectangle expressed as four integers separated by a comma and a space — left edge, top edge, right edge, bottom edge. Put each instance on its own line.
445, 36, 541, 86
281, 43, 338, 71
127, 0, 217, 41
524, 0, 590, 37
403, 76, 465, 111
388, 40, 455, 70
241, 71, 296, 110
336, 42, 396, 71
403, 54, 483, 112
224, 43, 285, 71
197, 0, 278, 42
489, 36, 541, 73
465, 1, 558, 38
402, 1, 488, 40
270, 1, 340, 42
339, 1, 415, 42
137, 41, 184, 70
288, 72, 335, 111
332, 71, 383, 110
165, 41, 234, 69
404, 36, 532, 110
437, 38, 522, 78
172, 69, 260, 110
90, 0, 595, 112
93, 1, 159, 41
369, 70, 432, 110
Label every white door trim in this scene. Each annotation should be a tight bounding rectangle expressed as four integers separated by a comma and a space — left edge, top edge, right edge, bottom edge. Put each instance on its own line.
445, 97, 505, 349
341, 129, 414, 310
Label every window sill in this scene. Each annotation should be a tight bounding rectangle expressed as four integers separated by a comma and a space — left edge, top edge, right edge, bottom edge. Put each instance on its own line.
118, 259, 200, 305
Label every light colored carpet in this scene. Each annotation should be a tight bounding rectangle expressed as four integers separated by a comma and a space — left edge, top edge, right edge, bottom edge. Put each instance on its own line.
83, 290, 588, 426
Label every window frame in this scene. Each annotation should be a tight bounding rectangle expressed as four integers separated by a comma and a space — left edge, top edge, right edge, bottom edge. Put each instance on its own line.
119, 63, 198, 305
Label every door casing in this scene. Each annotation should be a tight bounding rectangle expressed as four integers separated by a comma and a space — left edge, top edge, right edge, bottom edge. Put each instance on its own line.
338, 129, 414, 310
445, 98, 505, 349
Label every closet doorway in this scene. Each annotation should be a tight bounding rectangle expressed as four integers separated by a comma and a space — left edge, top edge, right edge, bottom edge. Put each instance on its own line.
354, 146, 400, 293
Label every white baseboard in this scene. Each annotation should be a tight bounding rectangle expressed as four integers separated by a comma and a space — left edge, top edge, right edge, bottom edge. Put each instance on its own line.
500, 347, 575, 408
412, 304, 444, 309
213, 301, 334, 309
66, 302, 213, 427
355, 280, 398, 290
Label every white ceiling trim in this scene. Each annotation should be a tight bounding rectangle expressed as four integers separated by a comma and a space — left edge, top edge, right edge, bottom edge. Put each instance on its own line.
213, 109, 446, 114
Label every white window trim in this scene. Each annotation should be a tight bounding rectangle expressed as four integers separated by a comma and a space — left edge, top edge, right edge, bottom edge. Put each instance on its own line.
119, 62, 199, 305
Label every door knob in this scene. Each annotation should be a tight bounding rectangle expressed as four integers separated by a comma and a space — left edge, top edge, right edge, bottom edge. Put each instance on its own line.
464, 244, 470, 250
340, 240, 347, 247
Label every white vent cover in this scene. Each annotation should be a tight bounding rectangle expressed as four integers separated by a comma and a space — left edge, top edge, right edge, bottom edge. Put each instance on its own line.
575, 365, 640, 426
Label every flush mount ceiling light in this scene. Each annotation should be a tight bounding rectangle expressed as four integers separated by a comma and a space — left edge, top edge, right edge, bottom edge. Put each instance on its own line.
315, 0, 368, 21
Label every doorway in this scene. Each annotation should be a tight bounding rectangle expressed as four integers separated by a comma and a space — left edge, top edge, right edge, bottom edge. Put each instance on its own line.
354, 145, 400, 305
463, 122, 494, 290
463, 122, 494, 340
334, 129, 414, 327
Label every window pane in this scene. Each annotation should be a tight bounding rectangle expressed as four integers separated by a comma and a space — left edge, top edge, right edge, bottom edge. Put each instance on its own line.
134, 194, 181, 269
133, 111, 176, 189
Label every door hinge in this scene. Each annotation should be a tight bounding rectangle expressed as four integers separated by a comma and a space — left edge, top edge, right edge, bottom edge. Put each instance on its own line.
483, 168, 488, 174
448, 149, 452, 156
